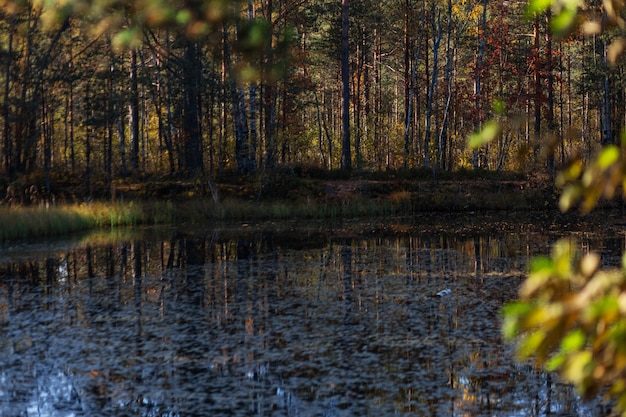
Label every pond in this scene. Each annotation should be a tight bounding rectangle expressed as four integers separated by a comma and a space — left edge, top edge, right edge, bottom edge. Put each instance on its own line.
0, 212, 623, 417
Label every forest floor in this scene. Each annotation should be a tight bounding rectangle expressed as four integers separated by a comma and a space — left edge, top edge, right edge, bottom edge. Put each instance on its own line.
3, 167, 558, 213
2, 168, 623, 241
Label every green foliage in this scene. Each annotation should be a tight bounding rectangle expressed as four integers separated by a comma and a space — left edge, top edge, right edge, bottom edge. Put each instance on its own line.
525, 0, 581, 38
499, 0, 626, 410
468, 120, 501, 149
503, 238, 626, 406
558, 143, 626, 213
502, 131, 626, 414
500, 88, 626, 416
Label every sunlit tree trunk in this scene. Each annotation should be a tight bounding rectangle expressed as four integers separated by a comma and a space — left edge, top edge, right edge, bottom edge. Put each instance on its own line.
363, 24, 371, 170
438, 0, 455, 171
374, 26, 382, 169
404, 8, 427, 169
220, 46, 228, 174
473, 0, 487, 169
354, 27, 363, 170
599, 36, 612, 146
149, 49, 174, 175
129, 48, 140, 171
424, 4, 441, 170
165, 34, 180, 172
403, 0, 411, 169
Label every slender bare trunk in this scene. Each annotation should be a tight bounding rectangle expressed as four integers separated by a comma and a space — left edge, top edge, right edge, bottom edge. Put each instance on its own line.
340, 0, 351, 170
473, 0, 488, 169
129, 48, 140, 171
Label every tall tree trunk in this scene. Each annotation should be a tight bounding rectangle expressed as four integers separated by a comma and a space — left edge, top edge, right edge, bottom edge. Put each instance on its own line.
248, 0, 258, 170
425, 4, 442, 170
374, 24, 382, 169
403, 0, 411, 169
150, 50, 175, 175
323, 90, 333, 169
2, 14, 16, 175
546, 10, 556, 176
340, 0, 351, 171
64, 75, 76, 175
263, 0, 277, 170
438, 0, 455, 171
105, 60, 114, 195
182, 39, 204, 176
42, 88, 52, 195
223, 25, 251, 174
207, 63, 216, 175
85, 83, 92, 199
533, 15, 541, 161
16, 7, 37, 173
600, 37, 612, 146
363, 22, 371, 169
220, 46, 228, 174
110, 40, 128, 177
129, 48, 140, 171
354, 26, 365, 170
25, 18, 68, 173
473, 0, 488, 169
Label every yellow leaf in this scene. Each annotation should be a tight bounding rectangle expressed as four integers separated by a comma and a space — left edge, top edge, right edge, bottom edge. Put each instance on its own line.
519, 330, 548, 359
561, 328, 587, 352
608, 39, 626, 65
581, 20, 602, 34
597, 145, 620, 169
580, 253, 600, 277
562, 350, 593, 384
559, 185, 582, 212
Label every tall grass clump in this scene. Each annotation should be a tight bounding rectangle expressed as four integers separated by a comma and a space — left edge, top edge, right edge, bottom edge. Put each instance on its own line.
0, 202, 146, 241
74, 202, 145, 227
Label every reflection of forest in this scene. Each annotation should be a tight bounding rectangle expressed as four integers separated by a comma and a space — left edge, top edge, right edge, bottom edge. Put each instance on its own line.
0, 225, 616, 416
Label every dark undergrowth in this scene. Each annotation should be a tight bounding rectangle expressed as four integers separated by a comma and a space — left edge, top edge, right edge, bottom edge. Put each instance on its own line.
0, 166, 556, 241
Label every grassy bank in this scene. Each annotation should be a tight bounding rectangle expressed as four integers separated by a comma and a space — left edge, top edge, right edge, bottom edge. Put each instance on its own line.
0, 176, 557, 241
0, 203, 146, 241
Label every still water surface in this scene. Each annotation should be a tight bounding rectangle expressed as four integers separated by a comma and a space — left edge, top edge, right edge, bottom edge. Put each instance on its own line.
0, 214, 623, 416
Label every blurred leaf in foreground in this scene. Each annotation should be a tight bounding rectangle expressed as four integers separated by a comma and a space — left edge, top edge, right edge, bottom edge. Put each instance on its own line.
503, 238, 626, 410
468, 120, 501, 150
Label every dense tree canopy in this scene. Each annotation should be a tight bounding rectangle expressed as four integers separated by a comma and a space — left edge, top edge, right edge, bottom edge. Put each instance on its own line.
0, 0, 624, 190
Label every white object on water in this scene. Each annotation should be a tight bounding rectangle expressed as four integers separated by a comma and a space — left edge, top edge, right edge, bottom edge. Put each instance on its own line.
436, 288, 452, 297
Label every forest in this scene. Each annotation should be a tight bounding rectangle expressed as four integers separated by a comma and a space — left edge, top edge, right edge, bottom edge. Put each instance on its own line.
0, 0, 620, 200
6, 1, 626, 413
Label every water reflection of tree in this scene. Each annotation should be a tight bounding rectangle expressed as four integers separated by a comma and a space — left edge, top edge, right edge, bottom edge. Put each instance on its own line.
0, 227, 613, 416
